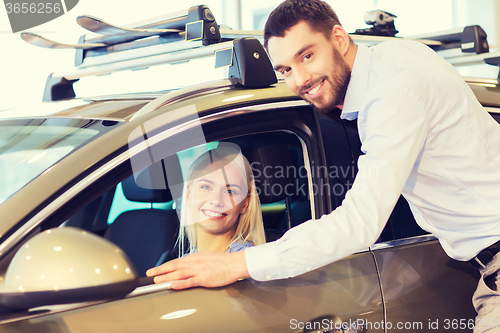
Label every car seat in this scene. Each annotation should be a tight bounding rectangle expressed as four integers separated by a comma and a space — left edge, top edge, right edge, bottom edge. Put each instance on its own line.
104, 159, 181, 277
225, 133, 309, 241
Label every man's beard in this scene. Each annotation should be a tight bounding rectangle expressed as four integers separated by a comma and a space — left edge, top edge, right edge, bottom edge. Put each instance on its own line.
299, 47, 351, 114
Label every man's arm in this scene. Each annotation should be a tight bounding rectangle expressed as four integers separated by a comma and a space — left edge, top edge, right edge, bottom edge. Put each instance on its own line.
148, 88, 427, 288
244, 87, 428, 281
146, 250, 248, 289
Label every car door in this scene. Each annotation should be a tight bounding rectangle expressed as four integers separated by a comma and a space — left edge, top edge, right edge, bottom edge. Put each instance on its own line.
0, 101, 384, 332
371, 199, 480, 332
319, 107, 482, 332
367, 107, 494, 332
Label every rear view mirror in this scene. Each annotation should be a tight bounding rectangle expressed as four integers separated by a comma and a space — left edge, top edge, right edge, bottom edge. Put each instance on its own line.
0, 227, 138, 310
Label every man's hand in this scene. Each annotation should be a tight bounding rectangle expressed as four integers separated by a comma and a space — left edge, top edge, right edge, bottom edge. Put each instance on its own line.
145, 250, 250, 289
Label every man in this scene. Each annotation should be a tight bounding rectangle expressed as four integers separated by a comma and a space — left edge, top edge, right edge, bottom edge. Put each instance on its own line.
147, 0, 500, 328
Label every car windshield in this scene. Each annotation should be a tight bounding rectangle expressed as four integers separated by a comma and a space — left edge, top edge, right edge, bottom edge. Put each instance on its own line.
0, 118, 119, 204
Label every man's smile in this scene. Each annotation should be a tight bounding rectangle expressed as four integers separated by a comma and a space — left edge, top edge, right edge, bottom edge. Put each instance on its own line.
301, 79, 325, 100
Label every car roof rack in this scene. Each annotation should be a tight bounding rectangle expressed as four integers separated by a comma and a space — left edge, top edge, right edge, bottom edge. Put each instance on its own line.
353, 10, 399, 37
21, 5, 276, 102
20, 6, 500, 102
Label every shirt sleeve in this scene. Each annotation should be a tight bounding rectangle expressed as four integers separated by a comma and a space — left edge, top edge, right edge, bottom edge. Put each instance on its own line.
246, 87, 428, 281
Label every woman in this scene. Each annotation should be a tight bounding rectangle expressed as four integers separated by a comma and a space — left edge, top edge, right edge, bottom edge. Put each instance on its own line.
178, 143, 265, 256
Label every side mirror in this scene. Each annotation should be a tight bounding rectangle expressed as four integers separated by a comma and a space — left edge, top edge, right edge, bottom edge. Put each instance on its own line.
0, 227, 139, 310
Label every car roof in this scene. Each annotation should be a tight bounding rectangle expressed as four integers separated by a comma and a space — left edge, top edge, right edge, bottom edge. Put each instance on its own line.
0, 93, 160, 122
0, 80, 299, 123
3, 76, 496, 124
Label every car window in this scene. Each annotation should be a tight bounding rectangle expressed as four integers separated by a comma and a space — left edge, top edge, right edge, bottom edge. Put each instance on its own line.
60, 129, 312, 277
0, 102, 320, 287
106, 143, 217, 225
0, 118, 119, 205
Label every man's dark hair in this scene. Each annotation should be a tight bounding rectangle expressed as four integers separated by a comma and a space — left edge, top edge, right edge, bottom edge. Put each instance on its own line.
264, 0, 344, 49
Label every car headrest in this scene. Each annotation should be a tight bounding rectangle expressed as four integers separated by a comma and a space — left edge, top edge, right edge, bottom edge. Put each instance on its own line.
122, 155, 182, 203
225, 134, 294, 204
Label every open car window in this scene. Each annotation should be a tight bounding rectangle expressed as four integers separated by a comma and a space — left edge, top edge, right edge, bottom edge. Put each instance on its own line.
62, 130, 313, 277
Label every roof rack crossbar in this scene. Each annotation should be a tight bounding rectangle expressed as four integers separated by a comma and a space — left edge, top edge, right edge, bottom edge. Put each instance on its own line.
405, 25, 489, 54
42, 75, 79, 102
484, 56, 500, 79
45, 36, 276, 102
29, 4, 495, 102
74, 5, 221, 66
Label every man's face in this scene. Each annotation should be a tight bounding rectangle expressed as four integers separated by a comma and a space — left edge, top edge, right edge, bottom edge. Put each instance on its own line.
268, 21, 351, 113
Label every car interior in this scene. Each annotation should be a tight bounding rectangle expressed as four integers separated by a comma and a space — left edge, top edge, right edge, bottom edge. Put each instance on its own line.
63, 130, 313, 276
103, 169, 180, 276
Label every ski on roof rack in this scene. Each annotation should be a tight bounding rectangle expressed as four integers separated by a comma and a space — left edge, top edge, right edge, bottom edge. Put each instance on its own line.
21, 5, 222, 62
20, 32, 106, 49
42, 35, 276, 102
20, 6, 491, 70
405, 25, 500, 78
19, 6, 500, 101
76, 15, 182, 37
353, 10, 399, 37
406, 25, 489, 58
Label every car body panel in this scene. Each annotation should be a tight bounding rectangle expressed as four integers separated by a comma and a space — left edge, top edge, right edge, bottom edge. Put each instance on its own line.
0, 72, 498, 332
0, 253, 383, 333
467, 78, 500, 108
373, 237, 480, 332
0, 82, 385, 332
50, 100, 149, 120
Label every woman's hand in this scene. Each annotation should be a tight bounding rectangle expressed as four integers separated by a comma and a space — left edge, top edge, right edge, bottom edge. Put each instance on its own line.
146, 250, 249, 289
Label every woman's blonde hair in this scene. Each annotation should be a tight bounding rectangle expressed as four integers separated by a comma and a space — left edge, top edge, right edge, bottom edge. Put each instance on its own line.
178, 143, 265, 255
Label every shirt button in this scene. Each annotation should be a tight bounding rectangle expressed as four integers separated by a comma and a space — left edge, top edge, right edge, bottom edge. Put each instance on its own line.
266, 275, 272, 280
306, 267, 312, 272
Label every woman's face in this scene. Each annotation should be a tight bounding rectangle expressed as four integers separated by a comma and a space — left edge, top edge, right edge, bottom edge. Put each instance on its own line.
187, 162, 249, 236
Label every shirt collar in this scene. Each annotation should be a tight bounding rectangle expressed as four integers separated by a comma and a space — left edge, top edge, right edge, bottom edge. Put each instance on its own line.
341, 44, 372, 120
